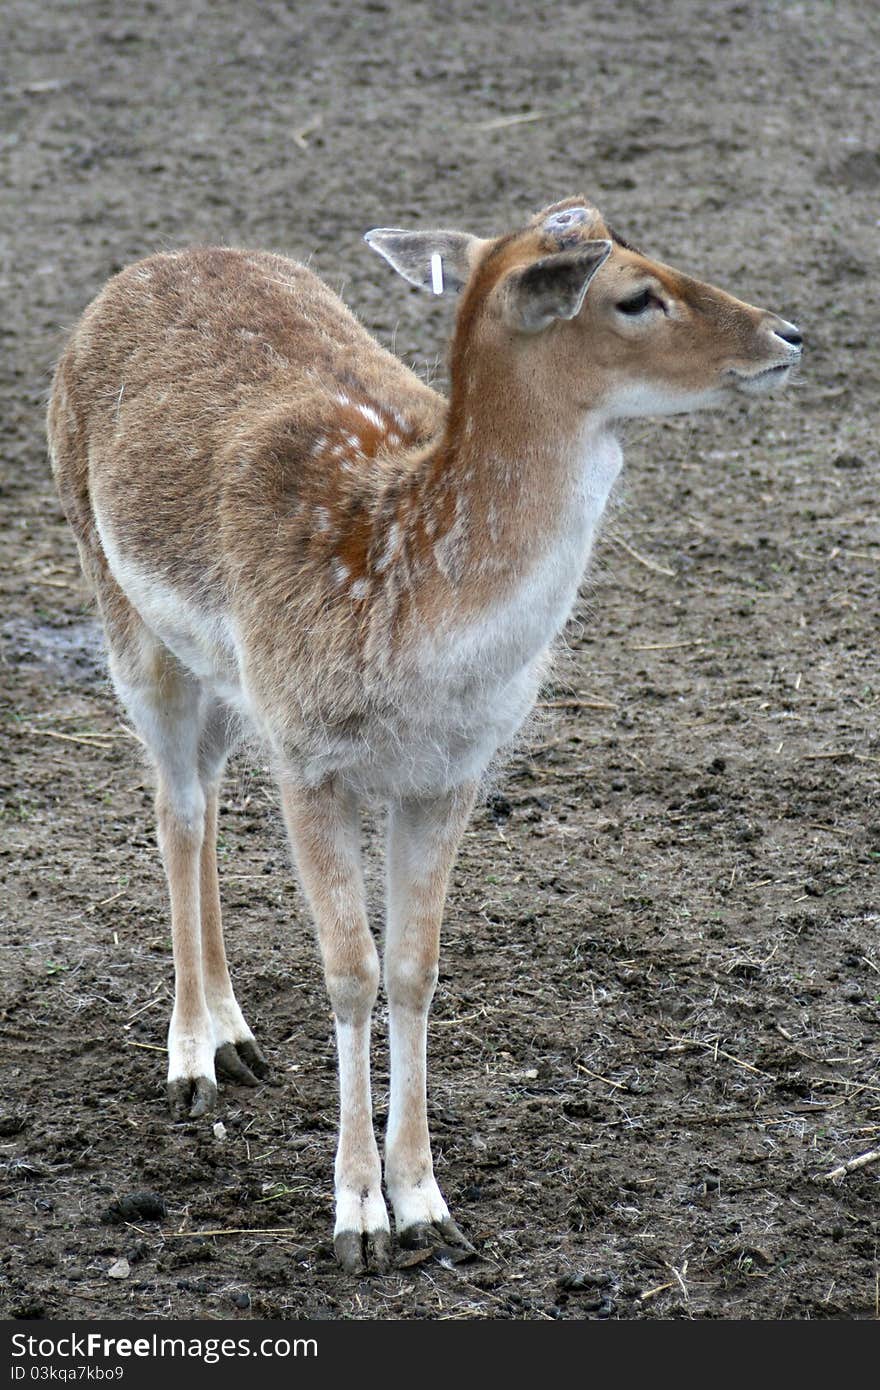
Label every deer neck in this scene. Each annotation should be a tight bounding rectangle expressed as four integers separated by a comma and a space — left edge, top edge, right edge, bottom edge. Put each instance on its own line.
409, 361, 622, 620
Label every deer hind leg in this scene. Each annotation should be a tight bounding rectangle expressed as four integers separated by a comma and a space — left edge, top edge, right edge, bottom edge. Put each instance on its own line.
197, 701, 270, 1088
105, 628, 215, 1117
100, 586, 261, 1119
384, 782, 477, 1253
279, 775, 389, 1274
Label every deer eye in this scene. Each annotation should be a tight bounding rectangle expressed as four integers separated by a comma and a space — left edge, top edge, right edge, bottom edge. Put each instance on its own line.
616, 288, 657, 316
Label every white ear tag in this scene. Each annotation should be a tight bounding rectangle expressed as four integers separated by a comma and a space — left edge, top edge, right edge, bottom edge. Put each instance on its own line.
430, 252, 444, 295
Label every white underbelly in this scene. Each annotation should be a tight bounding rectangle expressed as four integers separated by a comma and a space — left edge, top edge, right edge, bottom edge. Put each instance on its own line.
291, 663, 543, 797
93, 506, 243, 703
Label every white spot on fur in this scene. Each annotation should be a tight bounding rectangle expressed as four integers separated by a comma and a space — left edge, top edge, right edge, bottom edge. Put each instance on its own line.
357, 403, 384, 430
432, 511, 467, 583
375, 521, 401, 574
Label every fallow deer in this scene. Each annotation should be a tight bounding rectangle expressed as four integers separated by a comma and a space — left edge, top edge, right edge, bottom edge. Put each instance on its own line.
47, 196, 801, 1273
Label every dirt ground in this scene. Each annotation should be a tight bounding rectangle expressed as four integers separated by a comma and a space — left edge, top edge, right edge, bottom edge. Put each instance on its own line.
1, 0, 878, 1322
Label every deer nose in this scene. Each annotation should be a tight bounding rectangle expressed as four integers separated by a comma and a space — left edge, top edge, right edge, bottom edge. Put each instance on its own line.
771, 318, 802, 349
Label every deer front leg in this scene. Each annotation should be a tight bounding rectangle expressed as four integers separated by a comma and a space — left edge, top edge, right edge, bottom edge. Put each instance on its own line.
279, 776, 389, 1275
384, 782, 477, 1252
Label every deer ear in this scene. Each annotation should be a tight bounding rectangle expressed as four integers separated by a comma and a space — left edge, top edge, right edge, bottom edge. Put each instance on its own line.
502, 241, 612, 331
364, 228, 484, 294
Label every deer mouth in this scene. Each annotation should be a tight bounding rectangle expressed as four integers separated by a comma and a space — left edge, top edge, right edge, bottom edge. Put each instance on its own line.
727, 361, 795, 395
